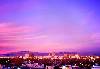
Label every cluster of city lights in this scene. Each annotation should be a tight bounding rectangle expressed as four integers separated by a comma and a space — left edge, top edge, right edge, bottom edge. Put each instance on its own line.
0, 54, 100, 69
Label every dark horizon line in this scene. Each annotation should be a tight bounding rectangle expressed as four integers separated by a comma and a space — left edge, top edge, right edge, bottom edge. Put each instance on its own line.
0, 50, 100, 56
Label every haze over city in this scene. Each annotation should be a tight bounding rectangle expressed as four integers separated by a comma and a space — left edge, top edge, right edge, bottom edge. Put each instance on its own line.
0, 0, 100, 54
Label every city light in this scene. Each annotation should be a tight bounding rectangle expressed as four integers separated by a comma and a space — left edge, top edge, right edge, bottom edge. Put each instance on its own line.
0, 53, 99, 69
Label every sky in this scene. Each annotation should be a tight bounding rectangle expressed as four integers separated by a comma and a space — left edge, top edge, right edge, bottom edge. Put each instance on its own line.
0, 0, 100, 54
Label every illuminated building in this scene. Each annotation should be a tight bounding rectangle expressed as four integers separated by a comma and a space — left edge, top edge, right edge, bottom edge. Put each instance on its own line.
24, 54, 29, 59
49, 52, 56, 58
0, 64, 2, 69
72, 66, 80, 69
60, 65, 72, 69
46, 66, 54, 69
63, 54, 80, 59
92, 65, 100, 69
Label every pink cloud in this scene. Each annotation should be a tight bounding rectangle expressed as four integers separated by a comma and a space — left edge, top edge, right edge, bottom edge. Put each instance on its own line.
0, 22, 42, 53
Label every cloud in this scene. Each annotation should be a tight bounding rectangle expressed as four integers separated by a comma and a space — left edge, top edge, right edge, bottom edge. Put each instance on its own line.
0, 22, 43, 53
0, 22, 53, 54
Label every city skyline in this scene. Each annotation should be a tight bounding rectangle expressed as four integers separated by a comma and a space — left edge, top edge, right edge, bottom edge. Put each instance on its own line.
0, 0, 100, 54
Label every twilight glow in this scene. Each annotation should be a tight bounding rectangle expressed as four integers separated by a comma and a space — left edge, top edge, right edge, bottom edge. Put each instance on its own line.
0, 0, 100, 54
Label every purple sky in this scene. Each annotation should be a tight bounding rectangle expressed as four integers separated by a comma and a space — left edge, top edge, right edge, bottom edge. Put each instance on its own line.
0, 0, 100, 54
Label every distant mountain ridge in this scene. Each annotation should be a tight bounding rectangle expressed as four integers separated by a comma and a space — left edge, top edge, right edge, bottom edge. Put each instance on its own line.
0, 51, 77, 57
0, 51, 100, 57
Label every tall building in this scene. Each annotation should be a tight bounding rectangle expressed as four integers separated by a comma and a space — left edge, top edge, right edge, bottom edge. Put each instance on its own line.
49, 52, 56, 58
0, 64, 2, 69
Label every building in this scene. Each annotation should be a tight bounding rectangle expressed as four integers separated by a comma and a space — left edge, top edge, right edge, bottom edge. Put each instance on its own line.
72, 66, 80, 69
60, 65, 72, 69
0, 64, 2, 69
45, 66, 54, 69
91, 65, 100, 69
